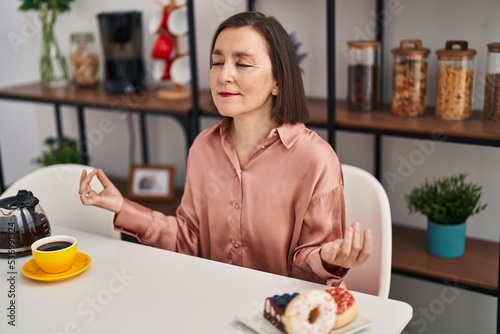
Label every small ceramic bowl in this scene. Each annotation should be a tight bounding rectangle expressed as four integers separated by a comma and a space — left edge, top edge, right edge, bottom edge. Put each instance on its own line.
31, 235, 77, 274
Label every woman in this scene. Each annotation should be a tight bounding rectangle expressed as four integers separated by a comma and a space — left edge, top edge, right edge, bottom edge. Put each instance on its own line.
79, 11, 372, 286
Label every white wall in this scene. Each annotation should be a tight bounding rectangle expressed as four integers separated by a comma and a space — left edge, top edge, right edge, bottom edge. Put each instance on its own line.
0, 0, 498, 333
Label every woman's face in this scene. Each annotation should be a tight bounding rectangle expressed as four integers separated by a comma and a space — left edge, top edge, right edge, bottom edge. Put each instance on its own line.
210, 26, 278, 119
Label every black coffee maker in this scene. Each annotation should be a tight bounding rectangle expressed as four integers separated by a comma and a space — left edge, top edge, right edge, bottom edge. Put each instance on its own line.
97, 11, 146, 94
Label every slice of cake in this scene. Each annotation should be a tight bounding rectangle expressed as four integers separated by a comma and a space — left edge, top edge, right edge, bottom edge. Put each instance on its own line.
263, 292, 299, 332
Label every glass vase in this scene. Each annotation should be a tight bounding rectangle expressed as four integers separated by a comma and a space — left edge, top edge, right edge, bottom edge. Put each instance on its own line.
40, 12, 70, 87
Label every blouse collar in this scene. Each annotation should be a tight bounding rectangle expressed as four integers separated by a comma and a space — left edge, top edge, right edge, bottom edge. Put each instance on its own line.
206, 117, 306, 149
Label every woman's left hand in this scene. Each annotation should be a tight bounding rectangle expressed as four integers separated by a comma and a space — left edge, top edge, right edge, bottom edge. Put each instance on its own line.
320, 222, 372, 270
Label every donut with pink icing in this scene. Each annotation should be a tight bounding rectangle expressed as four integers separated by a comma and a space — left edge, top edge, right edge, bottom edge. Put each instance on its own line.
325, 287, 358, 329
283, 289, 337, 334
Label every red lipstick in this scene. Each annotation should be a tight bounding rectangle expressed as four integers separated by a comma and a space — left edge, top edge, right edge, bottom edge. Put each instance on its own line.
218, 91, 238, 97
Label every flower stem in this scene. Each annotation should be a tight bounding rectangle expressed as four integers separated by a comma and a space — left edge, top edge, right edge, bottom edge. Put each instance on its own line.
39, 4, 69, 86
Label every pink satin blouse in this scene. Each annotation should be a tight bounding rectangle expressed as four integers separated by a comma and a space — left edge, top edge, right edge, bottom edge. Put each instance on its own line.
114, 118, 347, 286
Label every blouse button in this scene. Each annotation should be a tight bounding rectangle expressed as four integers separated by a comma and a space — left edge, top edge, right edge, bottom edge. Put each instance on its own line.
233, 242, 240, 248
235, 203, 240, 209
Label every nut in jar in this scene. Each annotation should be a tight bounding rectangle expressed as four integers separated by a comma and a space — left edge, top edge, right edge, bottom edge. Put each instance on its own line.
346, 40, 381, 112
435, 41, 476, 120
70, 32, 99, 87
483, 42, 500, 122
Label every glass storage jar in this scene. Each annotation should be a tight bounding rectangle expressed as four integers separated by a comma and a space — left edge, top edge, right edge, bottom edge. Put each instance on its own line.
391, 39, 430, 117
483, 42, 500, 122
347, 40, 380, 112
70, 32, 99, 87
435, 40, 476, 120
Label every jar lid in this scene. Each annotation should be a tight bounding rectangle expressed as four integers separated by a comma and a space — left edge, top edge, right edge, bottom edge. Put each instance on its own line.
487, 42, 500, 53
347, 40, 381, 50
70, 32, 94, 43
436, 40, 476, 60
391, 39, 430, 57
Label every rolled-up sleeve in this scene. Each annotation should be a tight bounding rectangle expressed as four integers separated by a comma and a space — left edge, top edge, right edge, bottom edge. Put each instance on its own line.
114, 175, 201, 256
291, 185, 348, 286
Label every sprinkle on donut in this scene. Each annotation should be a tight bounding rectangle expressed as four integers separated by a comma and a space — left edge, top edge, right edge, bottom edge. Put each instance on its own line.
324, 287, 358, 329
283, 289, 337, 334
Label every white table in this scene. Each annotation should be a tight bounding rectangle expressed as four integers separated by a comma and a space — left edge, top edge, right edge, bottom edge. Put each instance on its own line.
0, 226, 412, 333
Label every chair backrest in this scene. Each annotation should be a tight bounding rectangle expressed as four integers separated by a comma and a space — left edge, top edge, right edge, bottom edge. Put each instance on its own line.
0, 164, 120, 239
341, 164, 392, 298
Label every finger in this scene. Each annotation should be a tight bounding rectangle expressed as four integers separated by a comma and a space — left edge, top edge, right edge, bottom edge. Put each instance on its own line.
80, 169, 87, 184
340, 222, 370, 267
78, 170, 89, 195
349, 229, 373, 267
79, 169, 97, 202
95, 169, 113, 188
80, 169, 97, 189
351, 222, 362, 253
339, 224, 355, 261
79, 187, 90, 205
355, 229, 373, 265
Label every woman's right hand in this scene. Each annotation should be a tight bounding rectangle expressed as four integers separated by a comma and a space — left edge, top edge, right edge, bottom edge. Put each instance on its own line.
79, 168, 124, 214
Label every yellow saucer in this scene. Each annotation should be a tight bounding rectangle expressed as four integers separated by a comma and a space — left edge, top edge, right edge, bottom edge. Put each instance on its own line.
22, 252, 92, 282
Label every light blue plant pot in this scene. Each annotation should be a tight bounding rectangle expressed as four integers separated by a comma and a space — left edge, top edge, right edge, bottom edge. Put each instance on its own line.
427, 220, 466, 258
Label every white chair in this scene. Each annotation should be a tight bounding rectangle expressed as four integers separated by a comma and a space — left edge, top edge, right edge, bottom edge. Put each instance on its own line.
341, 164, 392, 298
0, 164, 120, 239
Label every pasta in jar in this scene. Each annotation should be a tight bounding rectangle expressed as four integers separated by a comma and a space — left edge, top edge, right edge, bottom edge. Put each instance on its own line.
435, 41, 476, 121
391, 40, 430, 117
435, 64, 474, 120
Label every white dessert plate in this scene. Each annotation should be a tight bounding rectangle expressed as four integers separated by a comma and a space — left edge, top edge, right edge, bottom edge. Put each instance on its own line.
236, 308, 371, 334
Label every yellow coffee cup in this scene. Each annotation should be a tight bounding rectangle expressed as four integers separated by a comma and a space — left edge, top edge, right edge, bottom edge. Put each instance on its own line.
31, 235, 77, 274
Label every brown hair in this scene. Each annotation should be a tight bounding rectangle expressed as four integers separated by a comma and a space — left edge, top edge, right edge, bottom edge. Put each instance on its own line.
209, 11, 309, 124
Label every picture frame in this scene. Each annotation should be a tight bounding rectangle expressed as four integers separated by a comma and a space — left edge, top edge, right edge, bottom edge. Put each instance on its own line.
128, 164, 175, 201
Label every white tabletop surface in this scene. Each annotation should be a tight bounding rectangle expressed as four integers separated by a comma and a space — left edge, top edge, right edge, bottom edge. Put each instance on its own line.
0, 226, 412, 333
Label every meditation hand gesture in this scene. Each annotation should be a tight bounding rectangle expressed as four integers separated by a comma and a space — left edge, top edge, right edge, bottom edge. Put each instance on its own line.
320, 222, 372, 270
79, 169, 124, 214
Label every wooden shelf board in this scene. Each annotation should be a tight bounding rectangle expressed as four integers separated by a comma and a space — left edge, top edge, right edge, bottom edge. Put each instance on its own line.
392, 224, 498, 293
0, 82, 210, 115
198, 90, 500, 143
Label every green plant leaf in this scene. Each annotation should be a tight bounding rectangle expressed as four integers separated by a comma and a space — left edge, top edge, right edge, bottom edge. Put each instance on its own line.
405, 172, 487, 225
18, 0, 40, 11
33, 136, 88, 166
18, 0, 76, 14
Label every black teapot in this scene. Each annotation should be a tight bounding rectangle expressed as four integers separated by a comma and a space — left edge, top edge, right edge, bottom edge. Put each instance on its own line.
0, 190, 51, 257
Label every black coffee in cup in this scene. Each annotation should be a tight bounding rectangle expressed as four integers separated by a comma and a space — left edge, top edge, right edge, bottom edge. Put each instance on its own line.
37, 241, 73, 252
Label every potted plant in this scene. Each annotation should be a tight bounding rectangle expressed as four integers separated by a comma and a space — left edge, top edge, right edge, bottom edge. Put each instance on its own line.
33, 136, 86, 166
405, 172, 487, 258
18, 0, 76, 87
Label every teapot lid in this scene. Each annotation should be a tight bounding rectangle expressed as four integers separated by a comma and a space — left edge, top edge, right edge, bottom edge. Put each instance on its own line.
0, 190, 39, 210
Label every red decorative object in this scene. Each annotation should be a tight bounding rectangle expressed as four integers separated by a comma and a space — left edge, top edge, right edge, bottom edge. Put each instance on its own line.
151, 34, 174, 60
150, 0, 191, 100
